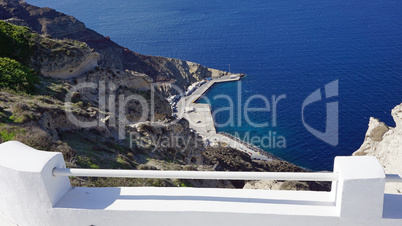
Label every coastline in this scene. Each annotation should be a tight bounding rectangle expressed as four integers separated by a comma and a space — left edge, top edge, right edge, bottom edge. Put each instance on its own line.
173, 74, 273, 162
218, 132, 280, 161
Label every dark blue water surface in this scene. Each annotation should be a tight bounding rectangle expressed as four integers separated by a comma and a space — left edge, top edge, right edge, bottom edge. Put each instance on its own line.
27, 0, 402, 171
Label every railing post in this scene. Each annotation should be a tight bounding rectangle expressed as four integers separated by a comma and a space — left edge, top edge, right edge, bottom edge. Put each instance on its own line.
0, 141, 71, 226
333, 156, 385, 219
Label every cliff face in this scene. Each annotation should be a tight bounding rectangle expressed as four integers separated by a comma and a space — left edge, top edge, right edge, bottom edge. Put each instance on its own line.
353, 103, 402, 194
0, 0, 228, 94
75, 67, 172, 122
203, 147, 331, 191
133, 119, 205, 165
1, 18, 100, 80
30, 34, 100, 79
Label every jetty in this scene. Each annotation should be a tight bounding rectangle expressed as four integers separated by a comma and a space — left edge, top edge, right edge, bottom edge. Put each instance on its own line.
175, 74, 271, 161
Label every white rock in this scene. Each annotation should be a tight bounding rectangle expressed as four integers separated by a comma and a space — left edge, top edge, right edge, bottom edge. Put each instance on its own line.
353, 103, 402, 194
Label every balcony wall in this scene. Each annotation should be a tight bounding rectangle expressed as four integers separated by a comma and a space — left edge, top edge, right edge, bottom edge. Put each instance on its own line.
0, 141, 401, 226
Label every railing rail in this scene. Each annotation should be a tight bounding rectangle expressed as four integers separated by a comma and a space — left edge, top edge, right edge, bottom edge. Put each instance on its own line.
53, 168, 339, 181
53, 168, 402, 183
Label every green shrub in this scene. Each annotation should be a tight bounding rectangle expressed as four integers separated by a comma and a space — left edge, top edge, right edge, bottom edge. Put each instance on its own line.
0, 57, 39, 93
0, 21, 32, 64
8, 113, 32, 123
0, 130, 16, 142
0, 124, 25, 142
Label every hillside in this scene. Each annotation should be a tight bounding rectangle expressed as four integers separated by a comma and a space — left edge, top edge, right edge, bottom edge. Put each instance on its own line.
0, 0, 228, 95
0, 20, 193, 187
0, 1, 330, 191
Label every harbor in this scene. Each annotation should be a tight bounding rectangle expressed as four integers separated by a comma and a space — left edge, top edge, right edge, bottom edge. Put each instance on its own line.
174, 74, 272, 161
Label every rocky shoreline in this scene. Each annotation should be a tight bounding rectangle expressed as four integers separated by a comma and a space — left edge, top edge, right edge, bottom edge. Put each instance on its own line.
352, 103, 402, 194
218, 132, 280, 161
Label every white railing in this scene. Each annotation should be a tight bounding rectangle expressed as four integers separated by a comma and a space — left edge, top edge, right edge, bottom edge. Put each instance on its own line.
53, 168, 402, 183
53, 168, 339, 181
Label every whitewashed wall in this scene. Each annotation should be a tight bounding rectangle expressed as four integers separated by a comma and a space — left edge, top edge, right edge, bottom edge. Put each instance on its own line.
0, 141, 401, 226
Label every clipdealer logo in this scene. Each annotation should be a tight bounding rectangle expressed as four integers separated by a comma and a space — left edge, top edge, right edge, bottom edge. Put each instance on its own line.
302, 80, 339, 146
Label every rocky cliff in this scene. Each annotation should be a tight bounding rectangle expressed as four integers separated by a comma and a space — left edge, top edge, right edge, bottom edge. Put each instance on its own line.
0, 17, 228, 189
132, 119, 205, 165
1, 19, 100, 79
353, 103, 402, 194
0, 1, 331, 191
203, 147, 331, 191
0, 0, 228, 95
31, 35, 100, 79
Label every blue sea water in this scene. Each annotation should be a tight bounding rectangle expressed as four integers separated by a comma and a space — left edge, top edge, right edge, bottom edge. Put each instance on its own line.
27, 0, 402, 171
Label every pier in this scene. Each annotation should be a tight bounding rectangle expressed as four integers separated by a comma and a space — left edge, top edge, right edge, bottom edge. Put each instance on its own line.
176, 74, 271, 161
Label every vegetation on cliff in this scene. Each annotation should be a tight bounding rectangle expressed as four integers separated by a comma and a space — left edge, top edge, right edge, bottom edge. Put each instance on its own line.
0, 21, 38, 93
0, 20, 93, 93
0, 3, 331, 191
0, 21, 199, 188
0, 57, 38, 93
0, 20, 32, 64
